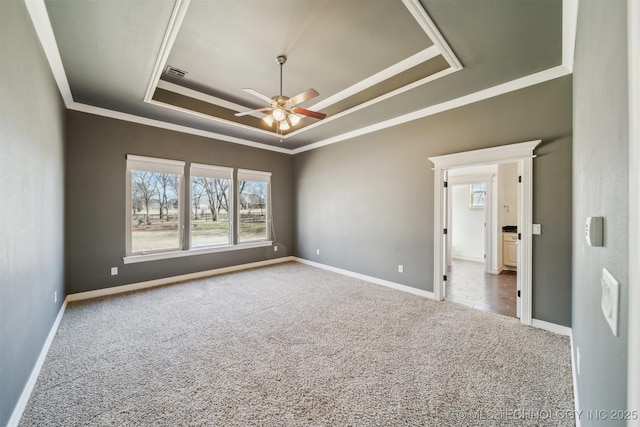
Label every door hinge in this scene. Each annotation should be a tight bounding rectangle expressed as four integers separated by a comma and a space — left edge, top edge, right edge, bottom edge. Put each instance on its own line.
518, 176, 522, 183
443, 228, 448, 235
443, 275, 447, 281
518, 233, 522, 240
517, 290, 521, 297
444, 181, 448, 188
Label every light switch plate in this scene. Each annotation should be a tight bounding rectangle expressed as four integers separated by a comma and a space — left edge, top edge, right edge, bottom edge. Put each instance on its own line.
532, 224, 541, 235
601, 268, 619, 336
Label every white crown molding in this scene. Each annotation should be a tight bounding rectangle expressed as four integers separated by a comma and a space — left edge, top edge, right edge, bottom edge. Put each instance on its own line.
23, 0, 73, 107
25, 0, 576, 156
156, 79, 265, 119
68, 101, 292, 154
145, 0, 462, 138
143, 0, 191, 103
292, 66, 568, 154
401, 0, 463, 70
562, 0, 579, 72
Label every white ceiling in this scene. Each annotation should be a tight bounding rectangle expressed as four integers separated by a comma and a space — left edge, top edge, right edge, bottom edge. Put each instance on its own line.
36, 0, 570, 153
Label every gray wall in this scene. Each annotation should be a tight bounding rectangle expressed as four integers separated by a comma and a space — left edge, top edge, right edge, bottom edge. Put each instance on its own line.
65, 112, 294, 294
572, 0, 629, 421
0, 1, 66, 425
294, 76, 572, 326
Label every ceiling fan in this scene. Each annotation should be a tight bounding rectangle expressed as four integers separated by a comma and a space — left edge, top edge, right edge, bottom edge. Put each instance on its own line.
234, 55, 326, 132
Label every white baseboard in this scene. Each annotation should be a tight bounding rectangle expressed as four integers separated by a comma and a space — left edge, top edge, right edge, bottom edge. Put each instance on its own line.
570, 331, 582, 427
7, 300, 68, 427
452, 255, 484, 263
67, 256, 295, 302
531, 318, 572, 336
293, 257, 435, 299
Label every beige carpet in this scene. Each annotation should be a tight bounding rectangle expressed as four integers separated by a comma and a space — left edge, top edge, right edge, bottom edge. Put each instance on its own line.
20, 262, 575, 426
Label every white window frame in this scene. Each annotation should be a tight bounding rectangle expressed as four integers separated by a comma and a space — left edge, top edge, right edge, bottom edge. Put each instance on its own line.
189, 163, 234, 248
125, 154, 185, 257
237, 169, 272, 244
469, 182, 487, 208
124, 159, 273, 264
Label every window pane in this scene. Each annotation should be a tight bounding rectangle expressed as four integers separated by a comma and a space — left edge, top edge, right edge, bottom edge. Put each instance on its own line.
238, 180, 268, 242
191, 176, 231, 247
472, 191, 486, 206
131, 170, 181, 253
471, 182, 487, 192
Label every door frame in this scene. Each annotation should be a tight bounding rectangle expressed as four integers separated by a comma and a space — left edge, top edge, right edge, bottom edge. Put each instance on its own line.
447, 174, 495, 273
429, 140, 540, 325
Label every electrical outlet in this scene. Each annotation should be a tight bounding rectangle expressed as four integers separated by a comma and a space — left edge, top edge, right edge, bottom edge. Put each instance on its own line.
316, 249, 320, 255
398, 265, 404, 273
273, 245, 278, 252
111, 267, 118, 276
54, 291, 57, 303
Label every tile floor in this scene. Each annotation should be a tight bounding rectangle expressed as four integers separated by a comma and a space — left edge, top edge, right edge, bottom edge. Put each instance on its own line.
445, 259, 517, 318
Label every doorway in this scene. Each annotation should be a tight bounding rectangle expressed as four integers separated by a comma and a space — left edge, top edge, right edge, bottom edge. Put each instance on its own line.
445, 164, 518, 318
429, 140, 540, 326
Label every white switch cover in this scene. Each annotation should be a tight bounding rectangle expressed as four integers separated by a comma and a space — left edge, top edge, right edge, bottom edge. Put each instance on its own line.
532, 224, 541, 235
601, 268, 619, 336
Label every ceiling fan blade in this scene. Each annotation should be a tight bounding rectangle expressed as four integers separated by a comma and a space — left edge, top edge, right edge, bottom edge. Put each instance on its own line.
288, 89, 319, 107
242, 88, 275, 105
292, 107, 326, 120
234, 107, 272, 117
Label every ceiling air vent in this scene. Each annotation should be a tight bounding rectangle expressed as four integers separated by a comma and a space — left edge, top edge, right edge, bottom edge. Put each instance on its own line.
165, 65, 187, 79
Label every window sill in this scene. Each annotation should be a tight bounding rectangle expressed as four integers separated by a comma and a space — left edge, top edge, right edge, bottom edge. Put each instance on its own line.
123, 241, 273, 264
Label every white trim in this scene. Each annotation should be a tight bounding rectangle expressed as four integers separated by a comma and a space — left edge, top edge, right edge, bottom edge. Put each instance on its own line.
570, 331, 582, 427
286, 66, 458, 139
628, 0, 640, 417
308, 46, 443, 112
6, 300, 67, 427
237, 169, 272, 180
68, 102, 292, 154
451, 255, 484, 263
562, 0, 579, 73
294, 257, 435, 300
71, 256, 294, 302
401, 0, 463, 70
530, 319, 571, 336
123, 241, 272, 264
147, 98, 280, 139
429, 140, 541, 326
127, 154, 185, 167
145, 0, 461, 139
292, 67, 568, 154
23, 0, 73, 107
143, 0, 191, 103
429, 140, 541, 169
25, 0, 576, 156
156, 80, 265, 119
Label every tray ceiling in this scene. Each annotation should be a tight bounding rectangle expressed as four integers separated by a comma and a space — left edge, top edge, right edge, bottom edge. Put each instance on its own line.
40, 0, 566, 152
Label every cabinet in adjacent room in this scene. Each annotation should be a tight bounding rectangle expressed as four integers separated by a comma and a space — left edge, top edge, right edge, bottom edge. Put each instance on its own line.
503, 232, 518, 268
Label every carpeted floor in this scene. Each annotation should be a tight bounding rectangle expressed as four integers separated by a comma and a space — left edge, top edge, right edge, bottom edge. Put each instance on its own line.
20, 262, 575, 426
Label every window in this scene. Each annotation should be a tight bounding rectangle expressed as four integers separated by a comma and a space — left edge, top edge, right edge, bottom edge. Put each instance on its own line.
125, 157, 274, 263
190, 164, 233, 247
127, 155, 184, 255
470, 182, 487, 208
237, 169, 271, 243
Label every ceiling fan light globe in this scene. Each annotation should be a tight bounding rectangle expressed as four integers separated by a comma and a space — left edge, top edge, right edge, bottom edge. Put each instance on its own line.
272, 108, 286, 122
289, 114, 301, 126
279, 120, 290, 131
262, 115, 274, 127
